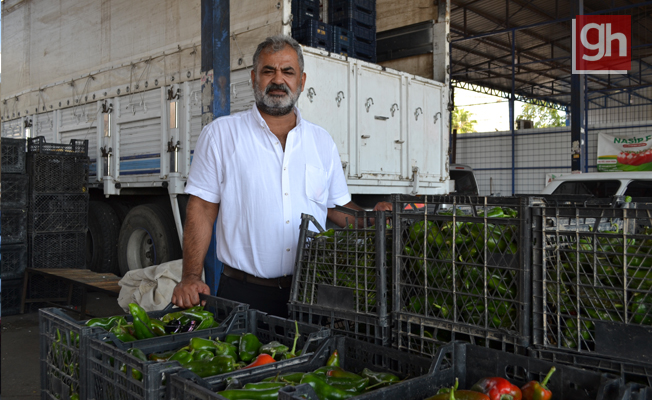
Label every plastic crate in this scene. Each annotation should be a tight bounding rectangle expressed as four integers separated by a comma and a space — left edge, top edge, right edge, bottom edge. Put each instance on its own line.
30, 231, 86, 269
620, 383, 652, 399
291, 0, 320, 30
1, 173, 29, 209
39, 295, 247, 400
167, 334, 433, 400
531, 201, 652, 365
530, 346, 652, 387
289, 208, 392, 345
281, 342, 625, 400
1, 137, 27, 174
87, 310, 328, 400
1, 277, 24, 316
333, 26, 353, 56
331, 18, 376, 43
28, 153, 89, 193
351, 40, 376, 62
1, 243, 28, 280
28, 136, 88, 156
296, 20, 333, 51
329, 0, 376, 29
392, 195, 531, 357
30, 193, 89, 232
1, 208, 28, 244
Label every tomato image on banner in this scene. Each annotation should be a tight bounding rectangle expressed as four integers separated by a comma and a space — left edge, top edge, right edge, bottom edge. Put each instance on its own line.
597, 132, 652, 171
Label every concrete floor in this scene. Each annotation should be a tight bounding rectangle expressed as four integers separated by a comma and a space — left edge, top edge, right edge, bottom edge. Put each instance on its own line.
1, 292, 125, 399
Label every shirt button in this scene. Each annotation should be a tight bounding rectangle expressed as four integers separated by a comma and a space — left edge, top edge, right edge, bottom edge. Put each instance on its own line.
284, 167, 287, 170
285, 193, 288, 196
286, 248, 291, 252
275, 141, 279, 145
286, 220, 290, 224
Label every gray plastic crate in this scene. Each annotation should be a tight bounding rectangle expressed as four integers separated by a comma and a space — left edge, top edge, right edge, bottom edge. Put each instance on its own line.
28, 154, 89, 194
29, 193, 89, 233
1, 137, 27, 174
39, 295, 247, 400
392, 194, 532, 357
532, 202, 652, 365
88, 310, 328, 400
289, 208, 392, 345
0, 243, 28, 280
1, 208, 28, 244
166, 334, 432, 400
1, 173, 29, 208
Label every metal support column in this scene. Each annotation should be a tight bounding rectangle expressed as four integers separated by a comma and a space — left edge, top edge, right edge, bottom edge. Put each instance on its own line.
510, 30, 516, 195
201, 0, 230, 295
570, 0, 585, 172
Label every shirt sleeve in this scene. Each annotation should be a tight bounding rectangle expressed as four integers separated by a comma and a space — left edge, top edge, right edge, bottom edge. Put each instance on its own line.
326, 142, 351, 208
185, 123, 222, 204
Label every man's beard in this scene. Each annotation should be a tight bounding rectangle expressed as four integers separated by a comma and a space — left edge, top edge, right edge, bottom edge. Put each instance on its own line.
254, 81, 302, 116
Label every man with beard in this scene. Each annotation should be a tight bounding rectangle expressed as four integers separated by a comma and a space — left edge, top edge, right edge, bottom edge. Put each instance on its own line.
172, 35, 391, 316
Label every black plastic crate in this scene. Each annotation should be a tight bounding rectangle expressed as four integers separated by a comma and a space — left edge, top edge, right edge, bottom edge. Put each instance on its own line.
333, 26, 353, 56
28, 153, 89, 194
30, 231, 86, 269
1, 173, 29, 209
291, 0, 320, 30
40, 295, 247, 400
332, 18, 376, 43
351, 39, 376, 62
1, 243, 28, 280
530, 346, 652, 387
30, 193, 89, 233
329, 0, 376, 28
167, 334, 433, 400
532, 201, 652, 365
87, 310, 328, 400
296, 19, 333, 51
28, 136, 88, 156
1, 137, 27, 174
289, 208, 392, 345
620, 383, 652, 399
1, 208, 28, 244
392, 195, 531, 357
282, 342, 625, 400
1, 277, 24, 316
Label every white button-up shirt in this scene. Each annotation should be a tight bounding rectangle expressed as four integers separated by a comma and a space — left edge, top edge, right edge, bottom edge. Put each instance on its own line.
185, 105, 351, 278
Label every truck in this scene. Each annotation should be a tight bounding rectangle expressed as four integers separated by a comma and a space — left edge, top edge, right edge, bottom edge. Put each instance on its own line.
1, 0, 452, 276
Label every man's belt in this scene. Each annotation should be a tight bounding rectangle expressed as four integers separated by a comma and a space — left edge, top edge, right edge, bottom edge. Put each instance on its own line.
222, 264, 293, 289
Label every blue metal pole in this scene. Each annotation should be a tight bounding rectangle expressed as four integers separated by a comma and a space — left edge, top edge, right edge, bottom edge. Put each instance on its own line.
201, 0, 229, 296
570, 0, 584, 172
510, 29, 516, 195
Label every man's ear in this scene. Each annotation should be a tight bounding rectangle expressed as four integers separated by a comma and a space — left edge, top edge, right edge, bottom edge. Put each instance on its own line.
300, 72, 307, 92
251, 69, 256, 87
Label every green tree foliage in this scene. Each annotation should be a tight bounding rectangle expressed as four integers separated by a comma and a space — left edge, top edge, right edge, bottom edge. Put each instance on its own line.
516, 104, 565, 128
452, 108, 478, 133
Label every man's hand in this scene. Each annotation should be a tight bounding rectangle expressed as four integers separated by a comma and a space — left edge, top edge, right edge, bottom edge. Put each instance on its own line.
373, 201, 392, 212
172, 275, 210, 308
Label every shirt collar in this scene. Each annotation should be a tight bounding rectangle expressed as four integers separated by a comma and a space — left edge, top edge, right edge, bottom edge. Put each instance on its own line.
252, 104, 303, 131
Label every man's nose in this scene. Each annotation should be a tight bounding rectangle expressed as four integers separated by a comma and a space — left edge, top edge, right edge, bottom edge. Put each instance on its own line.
272, 70, 285, 84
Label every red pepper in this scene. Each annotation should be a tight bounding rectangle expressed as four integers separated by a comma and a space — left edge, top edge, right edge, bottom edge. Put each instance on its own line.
521, 367, 555, 400
471, 377, 522, 400
242, 353, 276, 369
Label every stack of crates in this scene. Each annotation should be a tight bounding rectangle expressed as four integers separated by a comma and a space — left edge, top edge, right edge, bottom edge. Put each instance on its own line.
292, 0, 332, 52
329, 0, 376, 62
1, 138, 29, 316
25, 136, 90, 305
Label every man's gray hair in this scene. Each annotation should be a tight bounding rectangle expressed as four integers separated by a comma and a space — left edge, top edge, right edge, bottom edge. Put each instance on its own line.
253, 35, 304, 73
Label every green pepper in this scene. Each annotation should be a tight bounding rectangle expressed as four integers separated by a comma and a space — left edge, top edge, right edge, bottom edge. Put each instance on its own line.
278, 372, 305, 385
243, 382, 287, 390
193, 349, 215, 361
126, 348, 147, 381
314, 366, 342, 376
190, 337, 218, 352
128, 303, 151, 325
109, 322, 137, 343
259, 341, 289, 359
326, 375, 369, 392
161, 306, 204, 323
326, 350, 340, 367
132, 315, 156, 340
196, 315, 215, 330
168, 349, 194, 365
86, 316, 127, 331
238, 333, 261, 362
148, 319, 166, 336
300, 373, 354, 400
630, 294, 652, 325
224, 334, 241, 347
148, 350, 176, 362
215, 342, 239, 361
360, 368, 400, 387
217, 387, 281, 399
185, 355, 235, 378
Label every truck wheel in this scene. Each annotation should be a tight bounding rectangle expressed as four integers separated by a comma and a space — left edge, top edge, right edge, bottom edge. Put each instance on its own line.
118, 203, 182, 276
86, 201, 121, 274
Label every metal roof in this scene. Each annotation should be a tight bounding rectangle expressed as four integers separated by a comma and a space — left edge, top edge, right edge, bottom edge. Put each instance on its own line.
450, 1, 652, 108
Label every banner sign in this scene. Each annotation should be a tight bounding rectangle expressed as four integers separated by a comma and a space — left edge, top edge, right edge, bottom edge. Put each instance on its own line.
572, 15, 631, 74
597, 132, 652, 172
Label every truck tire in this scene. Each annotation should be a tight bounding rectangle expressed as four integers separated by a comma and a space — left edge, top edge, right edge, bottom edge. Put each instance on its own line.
86, 201, 121, 274
118, 203, 182, 276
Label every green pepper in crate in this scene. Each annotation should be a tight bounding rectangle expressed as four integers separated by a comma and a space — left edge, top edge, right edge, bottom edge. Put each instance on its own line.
215, 342, 239, 361
148, 319, 166, 336
132, 316, 156, 339
259, 341, 289, 359
168, 348, 194, 365
360, 368, 400, 387
300, 373, 355, 400
121, 348, 147, 381
185, 354, 236, 378
238, 333, 261, 362
86, 316, 127, 331
630, 294, 652, 325
109, 322, 137, 342
224, 334, 241, 347
193, 349, 214, 361
148, 350, 176, 362
189, 337, 218, 352
218, 387, 283, 399
243, 382, 287, 390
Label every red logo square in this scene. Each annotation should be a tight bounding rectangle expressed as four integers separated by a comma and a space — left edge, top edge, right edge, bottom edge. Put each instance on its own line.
572, 15, 631, 74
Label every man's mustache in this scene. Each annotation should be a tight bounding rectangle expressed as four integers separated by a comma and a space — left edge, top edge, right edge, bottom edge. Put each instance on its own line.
265, 83, 291, 95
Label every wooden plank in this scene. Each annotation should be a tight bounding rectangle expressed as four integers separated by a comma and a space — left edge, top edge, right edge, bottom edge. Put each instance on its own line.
28, 268, 122, 294
376, 0, 438, 33
379, 54, 434, 80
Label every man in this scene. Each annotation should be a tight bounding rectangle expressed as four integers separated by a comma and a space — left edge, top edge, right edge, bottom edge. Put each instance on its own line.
172, 35, 390, 316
